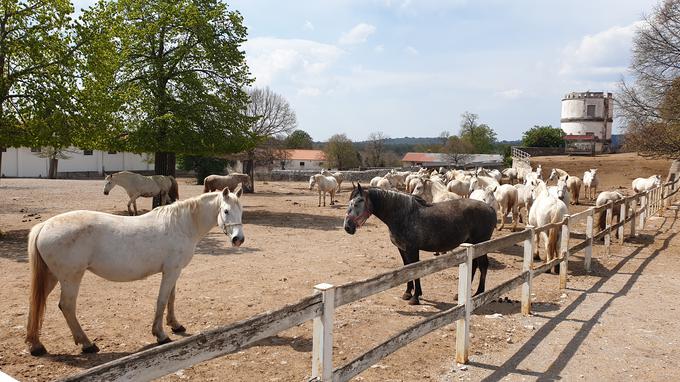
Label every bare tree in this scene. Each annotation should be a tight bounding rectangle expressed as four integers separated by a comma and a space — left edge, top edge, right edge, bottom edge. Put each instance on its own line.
243, 87, 297, 191
619, 0, 680, 159
365, 132, 388, 167
443, 135, 473, 167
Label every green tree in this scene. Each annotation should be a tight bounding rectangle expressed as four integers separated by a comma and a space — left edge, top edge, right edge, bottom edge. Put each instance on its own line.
459, 112, 497, 153
364, 131, 387, 167
0, 0, 77, 177
285, 130, 313, 149
78, 0, 255, 187
522, 125, 565, 147
443, 135, 473, 165
324, 134, 360, 170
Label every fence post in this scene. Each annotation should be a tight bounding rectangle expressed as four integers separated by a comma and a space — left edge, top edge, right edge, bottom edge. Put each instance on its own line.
619, 199, 627, 244
630, 196, 637, 237
585, 208, 594, 273
456, 243, 474, 364
640, 192, 647, 229
605, 201, 613, 257
559, 216, 570, 289
312, 283, 335, 381
521, 227, 535, 315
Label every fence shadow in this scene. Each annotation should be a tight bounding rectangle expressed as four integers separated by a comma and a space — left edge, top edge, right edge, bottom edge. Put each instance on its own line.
472, 217, 677, 381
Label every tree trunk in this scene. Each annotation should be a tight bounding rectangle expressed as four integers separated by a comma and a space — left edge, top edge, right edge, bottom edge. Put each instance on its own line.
48, 158, 58, 179
153, 151, 176, 207
243, 151, 255, 193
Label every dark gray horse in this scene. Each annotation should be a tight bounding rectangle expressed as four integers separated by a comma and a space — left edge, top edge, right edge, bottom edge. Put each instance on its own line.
344, 183, 497, 305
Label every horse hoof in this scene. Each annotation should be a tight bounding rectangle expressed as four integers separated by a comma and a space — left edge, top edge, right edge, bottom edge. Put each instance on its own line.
30, 345, 47, 356
408, 297, 420, 305
401, 292, 412, 301
82, 343, 100, 354
158, 337, 173, 345
171, 325, 186, 333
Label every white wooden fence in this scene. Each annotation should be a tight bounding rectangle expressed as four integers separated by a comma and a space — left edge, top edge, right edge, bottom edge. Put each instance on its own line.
60, 179, 679, 382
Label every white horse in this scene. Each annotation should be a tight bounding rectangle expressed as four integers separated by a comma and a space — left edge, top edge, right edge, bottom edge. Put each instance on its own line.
203, 173, 251, 193
549, 168, 582, 205
476, 167, 502, 183
528, 180, 568, 272
470, 186, 499, 216
583, 169, 599, 201
514, 182, 534, 224
494, 184, 519, 231
309, 174, 338, 206
412, 178, 461, 203
104, 171, 179, 215
321, 169, 344, 193
446, 178, 472, 198
632, 175, 662, 193
548, 175, 571, 206
595, 191, 625, 239
26, 186, 245, 356
502, 168, 518, 184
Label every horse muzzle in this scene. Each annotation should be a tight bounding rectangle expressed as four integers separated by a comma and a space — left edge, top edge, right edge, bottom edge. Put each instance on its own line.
103, 191, 109, 195
344, 218, 357, 235
231, 235, 245, 247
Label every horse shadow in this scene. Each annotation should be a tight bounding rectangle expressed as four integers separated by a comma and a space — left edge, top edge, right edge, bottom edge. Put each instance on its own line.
244, 210, 342, 231
0, 229, 29, 263
195, 233, 262, 256
251, 335, 313, 353
44, 350, 135, 370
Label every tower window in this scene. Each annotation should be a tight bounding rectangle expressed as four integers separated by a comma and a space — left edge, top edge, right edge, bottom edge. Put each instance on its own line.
586, 104, 596, 118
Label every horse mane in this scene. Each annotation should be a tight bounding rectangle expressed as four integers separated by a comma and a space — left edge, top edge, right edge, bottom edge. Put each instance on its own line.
149, 192, 219, 220
368, 187, 432, 209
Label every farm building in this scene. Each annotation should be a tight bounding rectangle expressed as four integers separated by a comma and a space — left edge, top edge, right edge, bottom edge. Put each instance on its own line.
229, 149, 327, 174
401, 152, 503, 169
561, 91, 614, 154
0, 147, 152, 178
279, 149, 326, 170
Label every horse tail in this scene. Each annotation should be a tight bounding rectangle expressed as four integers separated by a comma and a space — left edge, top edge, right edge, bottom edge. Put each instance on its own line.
26, 222, 51, 346
169, 176, 179, 202
548, 225, 559, 261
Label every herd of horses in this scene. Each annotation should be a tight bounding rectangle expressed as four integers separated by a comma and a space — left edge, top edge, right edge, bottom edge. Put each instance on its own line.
24, 165, 663, 357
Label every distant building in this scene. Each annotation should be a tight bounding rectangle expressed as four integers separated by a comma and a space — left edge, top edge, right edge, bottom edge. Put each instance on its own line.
1, 147, 152, 178
279, 149, 326, 170
561, 91, 614, 154
401, 152, 503, 169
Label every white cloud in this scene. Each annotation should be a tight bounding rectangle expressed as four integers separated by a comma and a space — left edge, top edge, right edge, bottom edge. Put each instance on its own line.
374, 44, 385, 53
304, 20, 314, 31
494, 89, 524, 100
298, 87, 322, 96
404, 45, 419, 56
560, 21, 643, 79
339, 23, 377, 45
243, 37, 344, 86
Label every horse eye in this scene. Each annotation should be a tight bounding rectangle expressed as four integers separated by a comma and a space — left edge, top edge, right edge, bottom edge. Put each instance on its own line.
224, 210, 229, 215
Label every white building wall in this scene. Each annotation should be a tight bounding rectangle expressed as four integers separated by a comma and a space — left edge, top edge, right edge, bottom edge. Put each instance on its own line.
1, 147, 153, 178
283, 159, 325, 170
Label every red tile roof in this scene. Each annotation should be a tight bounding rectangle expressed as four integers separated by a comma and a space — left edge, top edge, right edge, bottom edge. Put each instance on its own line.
285, 149, 326, 161
401, 152, 443, 162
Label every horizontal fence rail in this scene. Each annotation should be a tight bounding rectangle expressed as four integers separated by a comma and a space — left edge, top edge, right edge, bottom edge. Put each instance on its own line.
62, 178, 679, 382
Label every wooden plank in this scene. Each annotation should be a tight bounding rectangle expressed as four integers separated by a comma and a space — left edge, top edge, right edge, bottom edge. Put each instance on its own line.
569, 208, 592, 222
611, 219, 626, 232
533, 257, 562, 276
605, 203, 613, 257
334, 248, 466, 307
592, 203, 610, 214
332, 304, 465, 382
456, 245, 473, 364
60, 294, 323, 382
559, 217, 570, 289
619, 200, 627, 244
473, 229, 531, 257
585, 209, 594, 273
569, 239, 589, 253
471, 272, 529, 310
593, 227, 610, 241
534, 221, 564, 235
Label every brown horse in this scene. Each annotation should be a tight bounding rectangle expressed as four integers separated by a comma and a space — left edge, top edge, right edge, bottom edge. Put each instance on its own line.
344, 183, 497, 305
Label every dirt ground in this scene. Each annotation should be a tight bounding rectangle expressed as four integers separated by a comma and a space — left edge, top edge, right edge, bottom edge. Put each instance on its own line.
0, 152, 678, 381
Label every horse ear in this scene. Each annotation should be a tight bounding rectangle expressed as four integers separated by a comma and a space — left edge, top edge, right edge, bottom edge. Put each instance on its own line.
223, 187, 231, 197
233, 183, 243, 198
352, 182, 356, 190
357, 182, 364, 193
565, 175, 569, 181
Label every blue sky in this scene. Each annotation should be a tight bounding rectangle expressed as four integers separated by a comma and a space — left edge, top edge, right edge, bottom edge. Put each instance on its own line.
73, 0, 659, 142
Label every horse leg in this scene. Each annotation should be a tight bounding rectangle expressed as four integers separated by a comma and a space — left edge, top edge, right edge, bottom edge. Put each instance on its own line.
398, 249, 414, 301
330, 190, 336, 205
127, 199, 134, 216
499, 205, 506, 230
411, 251, 422, 305
473, 255, 489, 296
152, 270, 181, 344
166, 286, 185, 333
318, 190, 321, 207
133, 199, 139, 215
534, 232, 541, 260
27, 272, 58, 356
58, 277, 98, 353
